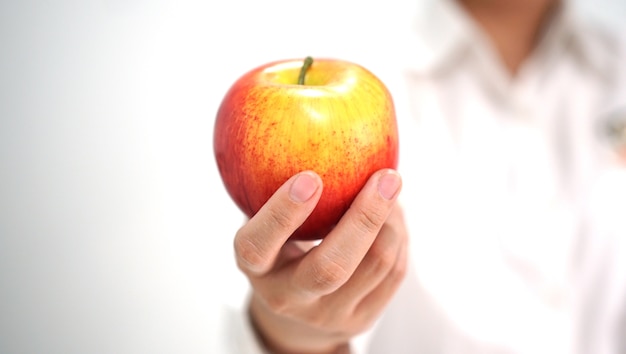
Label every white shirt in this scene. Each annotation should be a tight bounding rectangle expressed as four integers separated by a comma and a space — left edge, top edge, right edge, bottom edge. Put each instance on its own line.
219, 1, 626, 353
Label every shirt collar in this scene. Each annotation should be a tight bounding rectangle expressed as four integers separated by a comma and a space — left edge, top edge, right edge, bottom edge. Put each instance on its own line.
402, 0, 476, 75
403, 0, 619, 79
555, 5, 621, 82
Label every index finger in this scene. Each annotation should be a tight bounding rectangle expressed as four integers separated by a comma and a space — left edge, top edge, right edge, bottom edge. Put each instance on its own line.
294, 169, 402, 295
233, 171, 323, 276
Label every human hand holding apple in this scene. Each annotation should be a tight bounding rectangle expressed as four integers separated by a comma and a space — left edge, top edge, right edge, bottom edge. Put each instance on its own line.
232, 169, 408, 354
214, 57, 407, 353
214, 56, 399, 240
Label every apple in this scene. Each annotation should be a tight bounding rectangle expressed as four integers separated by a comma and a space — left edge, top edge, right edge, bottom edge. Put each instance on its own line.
213, 56, 399, 240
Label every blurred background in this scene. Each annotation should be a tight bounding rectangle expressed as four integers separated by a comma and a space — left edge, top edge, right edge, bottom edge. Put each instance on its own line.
0, 0, 624, 353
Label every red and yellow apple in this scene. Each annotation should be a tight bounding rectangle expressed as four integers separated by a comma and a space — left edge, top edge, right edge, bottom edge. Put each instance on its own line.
213, 57, 398, 240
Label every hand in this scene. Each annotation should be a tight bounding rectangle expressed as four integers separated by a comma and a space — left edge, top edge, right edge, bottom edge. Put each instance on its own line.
234, 169, 408, 354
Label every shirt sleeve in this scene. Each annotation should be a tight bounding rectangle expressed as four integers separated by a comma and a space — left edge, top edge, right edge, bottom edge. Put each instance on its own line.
217, 298, 269, 354
572, 167, 626, 354
215, 293, 381, 354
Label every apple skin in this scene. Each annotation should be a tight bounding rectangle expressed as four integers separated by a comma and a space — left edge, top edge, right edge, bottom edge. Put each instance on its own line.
214, 58, 399, 240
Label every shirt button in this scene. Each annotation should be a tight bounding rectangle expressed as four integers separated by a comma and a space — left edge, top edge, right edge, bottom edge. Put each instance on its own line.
602, 108, 626, 163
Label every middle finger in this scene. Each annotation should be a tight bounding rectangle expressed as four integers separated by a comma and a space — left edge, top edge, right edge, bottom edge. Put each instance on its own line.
293, 169, 402, 296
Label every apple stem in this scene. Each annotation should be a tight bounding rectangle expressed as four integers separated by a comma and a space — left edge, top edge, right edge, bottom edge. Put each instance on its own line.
298, 56, 313, 85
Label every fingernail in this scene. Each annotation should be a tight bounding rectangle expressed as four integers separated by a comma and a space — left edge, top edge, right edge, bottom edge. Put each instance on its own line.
289, 172, 319, 203
378, 171, 401, 200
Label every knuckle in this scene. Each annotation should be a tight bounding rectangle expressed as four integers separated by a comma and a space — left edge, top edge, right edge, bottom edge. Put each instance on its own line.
366, 224, 402, 274
352, 204, 385, 235
263, 293, 290, 314
303, 304, 344, 332
265, 203, 297, 232
233, 233, 268, 273
302, 306, 329, 328
389, 252, 408, 282
307, 256, 349, 293
368, 244, 397, 275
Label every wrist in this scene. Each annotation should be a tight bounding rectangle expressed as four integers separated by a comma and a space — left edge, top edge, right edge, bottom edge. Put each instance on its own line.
248, 295, 351, 354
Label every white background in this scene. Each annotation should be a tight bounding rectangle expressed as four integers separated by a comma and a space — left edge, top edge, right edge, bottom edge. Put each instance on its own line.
1, 1, 624, 353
